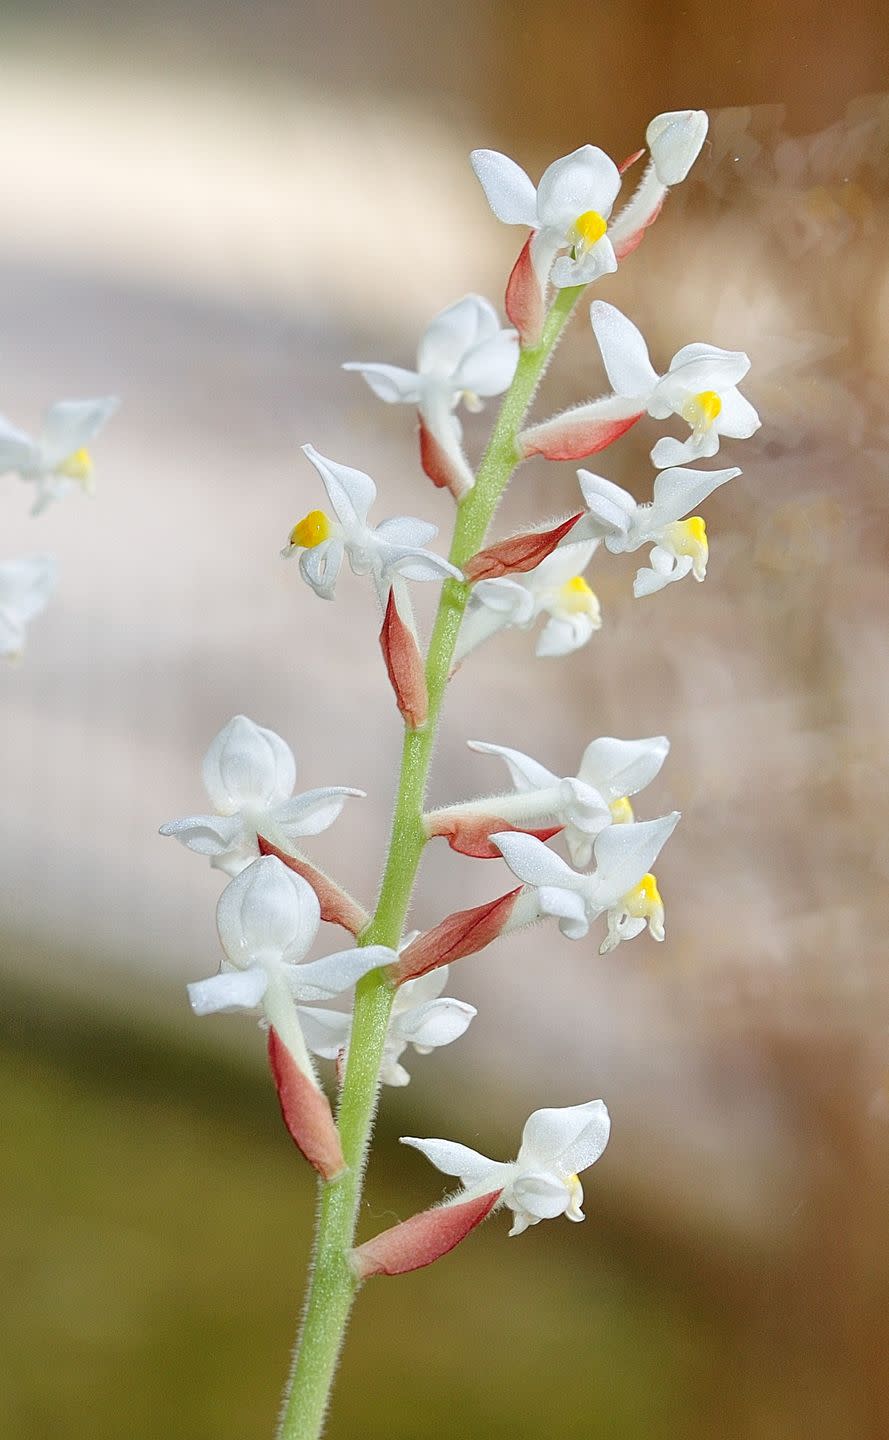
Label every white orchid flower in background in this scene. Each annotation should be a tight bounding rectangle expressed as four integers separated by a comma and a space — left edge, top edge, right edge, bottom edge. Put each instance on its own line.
590, 301, 760, 468
454, 540, 601, 664
443, 733, 669, 867
607, 110, 709, 261
299, 964, 477, 1088
0, 553, 56, 660
343, 295, 519, 499
493, 812, 680, 950
159, 713, 364, 876
282, 445, 461, 601
574, 464, 740, 597
402, 1099, 611, 1237
0, 396, 118, 514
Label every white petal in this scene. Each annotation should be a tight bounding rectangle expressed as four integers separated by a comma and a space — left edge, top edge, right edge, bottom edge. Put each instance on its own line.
341, 362, 422, 404
301, 445, 376, 530
550, 235, 618, 288
0, 416, 37, 473
216, 855, 320, 968
579, 736, 670, 801
158, 812, 245, 856
201, 714, 296, 813
558, 778, 612, 833
646, 110, 709, 185
589, 814, 680, 907
187, 964, 268, 1015
273, 786, 363, 839
38, 396, 119, 468
383, 549, 462, 583
647, 465, 739, 529
535, 612, 597, 658
299, 538, 344, 599
397, 997, 477, 1049
395, 966, 449, 1008
527, 539, 599, 589
633, 551, 692, 596
716, 387, 761, 439
375, 516, 439, 549
469, 149, 539, 226
418, 294, 500, 376
589, 302, 659, 398
467, 739, 558, 794
296, 1005, 351, 1059
510, 1172, 571, 1220
288, 945, 393, 1002
649, 433, 708, 469
472, 577, 536, 619
662, 343, 751, 397
453, 329, 520, 397
493, 831, 581, 889
537, 885, 590, 938
535, 146, 621, 229
519, 1099, 611, 1173
400, 1135, 499, 1184
0, 552, 56, 625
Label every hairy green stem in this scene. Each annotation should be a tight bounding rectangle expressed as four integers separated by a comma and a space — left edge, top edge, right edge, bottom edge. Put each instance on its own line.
276, 286, 582, 1440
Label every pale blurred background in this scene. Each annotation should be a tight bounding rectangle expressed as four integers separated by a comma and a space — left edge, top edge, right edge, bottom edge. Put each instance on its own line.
2, 2, 888, 1437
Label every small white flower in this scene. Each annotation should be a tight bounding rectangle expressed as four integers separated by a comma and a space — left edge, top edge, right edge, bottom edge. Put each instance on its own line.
471, 145, 622, 289
493, 813, 680, 951
344, 295, 518, 497
574, 465, 739, 597
283, 445, 461, 601
402, 1098, 611, 1237
159, 714, 363, 876
589, 301, 760, 467
455, 541, 601, 663
187, 856, 395, 1079
0, 397, 118, 514
0, 553, 56, 660
460, 733, 669, 868
299, 965, 476, 1087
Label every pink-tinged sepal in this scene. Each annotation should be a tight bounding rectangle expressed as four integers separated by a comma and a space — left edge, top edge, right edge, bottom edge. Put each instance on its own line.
256, 835, 370, 935
519, 398, 645, 461
418, 416, 470, 500
464, 513, 584, 582
618, 147, 645, 175
350, 1190, 502, 1279
393, 887, 522, 983
380, 587, 429, 730
506, 234, 544, 348
267, 1028, 345, 1180
427, 810, 563, 859
612, 196, 664, 261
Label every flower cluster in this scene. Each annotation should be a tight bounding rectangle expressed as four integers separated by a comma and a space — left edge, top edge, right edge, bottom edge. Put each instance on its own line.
162, 105, 754, 1383
0, 396, 117, 659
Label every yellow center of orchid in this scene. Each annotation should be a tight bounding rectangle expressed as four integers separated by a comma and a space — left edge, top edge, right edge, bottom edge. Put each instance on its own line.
290, 509, 332, 549
663, 516, 709, 580
573, 209, 607, 248
558, 574, 600, 618
56, 447, 94, 484
680, 389, 722, 438
564, 1173, 584, 1220
622, 873, 665, 941
609, 795, 634, 824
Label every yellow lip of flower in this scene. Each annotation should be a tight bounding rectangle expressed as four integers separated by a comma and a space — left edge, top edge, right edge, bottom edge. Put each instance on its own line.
55, 447, 94, 487
289, 509, 333, 549
680, 389, 722, 438
663, 516, 708, 580
571, 209, 607, 255
622, 873, 665, 940
564, 1172, 584, 1220
609, 795, 634, 825
558, 574, 601, 620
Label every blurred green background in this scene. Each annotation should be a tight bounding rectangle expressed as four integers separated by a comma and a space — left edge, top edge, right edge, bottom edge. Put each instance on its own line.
2, 1, 888, 1437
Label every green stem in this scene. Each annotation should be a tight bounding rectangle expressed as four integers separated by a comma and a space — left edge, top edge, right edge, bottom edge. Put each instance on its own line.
276, 286, 582, 1440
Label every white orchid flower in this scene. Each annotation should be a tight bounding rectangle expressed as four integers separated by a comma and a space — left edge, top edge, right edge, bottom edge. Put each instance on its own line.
471, 145, 622, 290
282, 445, 461, 601
493, 812, 680, 951
455, 540, 601, 664
402, 1098, 611, 1237
159, 714, 364, 876
299, 964, 476, 1088
0, 554, 56, 660
434, 733, 668, 867
0, 397, 118, 514
574, 464, 740, 597
590, 301, 760, 468
343, 295, 518, 499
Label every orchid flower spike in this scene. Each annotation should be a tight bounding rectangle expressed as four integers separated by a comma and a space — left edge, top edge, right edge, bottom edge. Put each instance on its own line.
300, 964, 477, 1088
0, 554, 56, 660
282, 445, 461, 602
159, 714, 364, 876
402, 1099, 611, 1237
0, 397, 118, 514
344, 295, 518, 499
426, 733, 668, 866
493, 812, 680, 951
574, 464, 739, 597
454, 541, 601, 664
590, 301, 761, 468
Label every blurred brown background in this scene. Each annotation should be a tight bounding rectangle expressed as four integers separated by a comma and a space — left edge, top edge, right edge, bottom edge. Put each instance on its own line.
2, 1, 888, 1437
